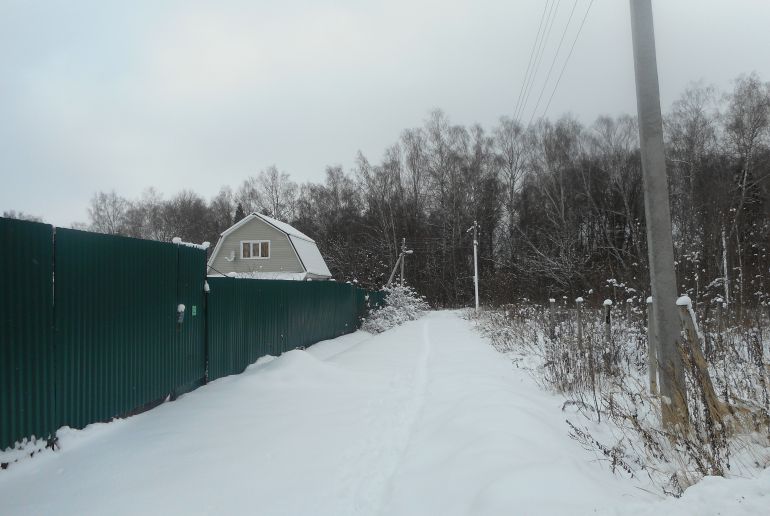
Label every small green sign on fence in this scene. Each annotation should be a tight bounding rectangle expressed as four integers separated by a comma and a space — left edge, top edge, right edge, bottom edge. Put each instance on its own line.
192, 305, 197, 316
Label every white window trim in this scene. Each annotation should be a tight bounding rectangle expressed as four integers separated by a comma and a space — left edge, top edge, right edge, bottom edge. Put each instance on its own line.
240, 240, 271, 260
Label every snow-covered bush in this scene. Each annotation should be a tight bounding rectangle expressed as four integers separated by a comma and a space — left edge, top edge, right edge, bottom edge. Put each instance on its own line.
475, 302, 770, 497
361, 285, 429, 334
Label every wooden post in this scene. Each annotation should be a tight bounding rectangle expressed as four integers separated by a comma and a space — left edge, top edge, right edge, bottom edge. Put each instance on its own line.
647, 296, 658, 395
604, 299, 613, 373
576, 297, 584, 350
549, 298, 556, 340
716, 298, 724, 351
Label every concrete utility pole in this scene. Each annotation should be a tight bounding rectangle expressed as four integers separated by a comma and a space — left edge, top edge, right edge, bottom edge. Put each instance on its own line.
629, 0, 688, 429
386, 240, 413, 288
467, 222, 480, 313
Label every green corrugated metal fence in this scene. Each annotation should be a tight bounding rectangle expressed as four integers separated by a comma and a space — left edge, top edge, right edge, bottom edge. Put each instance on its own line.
53, 229, 207, 430
0, 219, 55, 449
1, 217, 383, 450
206, 278, 366, 380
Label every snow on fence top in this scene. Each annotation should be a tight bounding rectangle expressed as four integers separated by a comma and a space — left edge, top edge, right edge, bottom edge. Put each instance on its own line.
575, 297, 584, 303
603, 299, 613, 306
676, 295, 692, 307
171, 237, 210, 250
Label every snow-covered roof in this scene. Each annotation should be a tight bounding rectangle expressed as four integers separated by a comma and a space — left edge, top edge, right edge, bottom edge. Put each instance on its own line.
254, 213, 314, 242
289, 236, 332, 278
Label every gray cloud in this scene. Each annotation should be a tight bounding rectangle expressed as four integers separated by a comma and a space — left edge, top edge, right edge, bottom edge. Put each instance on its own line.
2, 0, 769, 226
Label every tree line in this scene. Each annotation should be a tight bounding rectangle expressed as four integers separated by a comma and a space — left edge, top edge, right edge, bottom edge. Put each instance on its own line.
65, 73, 770, 309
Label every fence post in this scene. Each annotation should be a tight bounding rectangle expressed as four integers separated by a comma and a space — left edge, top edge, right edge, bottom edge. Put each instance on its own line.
576, 297, 584, 350
604, 299, 613, 373
548, 298, 556, 340
647, 296, 658, 395
716, 298, 724, 351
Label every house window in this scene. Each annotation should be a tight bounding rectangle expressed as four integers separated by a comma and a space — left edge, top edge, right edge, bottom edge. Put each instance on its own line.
240, 240, 270, 259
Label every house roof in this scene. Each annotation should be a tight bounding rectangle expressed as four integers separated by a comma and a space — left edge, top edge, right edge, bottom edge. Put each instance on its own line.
216, 212, 314, 242
207, 213, 331, 278
288, 235, 332, 277
255, 213, 314, 242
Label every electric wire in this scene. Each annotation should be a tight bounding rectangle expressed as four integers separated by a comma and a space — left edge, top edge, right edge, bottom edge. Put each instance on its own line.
527, 0, 580, 126
512, 1, 551, 125
514, 0, 557, 123
540, 0, 596, 120
517, 0, 562, 125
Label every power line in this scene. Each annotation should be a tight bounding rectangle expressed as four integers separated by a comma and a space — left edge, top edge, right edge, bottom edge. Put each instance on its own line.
515, 0, 556, 123
517, 0, 562, 125
527, 0, 580, 126
512, 1, 551, 124
540, 0, 596, 120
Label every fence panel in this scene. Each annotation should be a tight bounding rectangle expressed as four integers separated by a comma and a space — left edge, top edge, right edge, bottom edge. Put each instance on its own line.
0, 218, 55, 450
171, 245, 207, 396
206, 279, 368, 381
53, 229, 205, 430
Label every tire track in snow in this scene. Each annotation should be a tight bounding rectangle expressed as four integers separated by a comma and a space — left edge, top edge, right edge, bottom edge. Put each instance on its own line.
335, 319, 432, 516
375, 320, 432, 515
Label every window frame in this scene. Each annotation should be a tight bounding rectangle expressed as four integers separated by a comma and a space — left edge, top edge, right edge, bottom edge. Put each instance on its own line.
240, 239, 271, 260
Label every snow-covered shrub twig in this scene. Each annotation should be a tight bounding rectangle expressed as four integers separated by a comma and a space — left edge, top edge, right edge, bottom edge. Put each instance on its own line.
474, 301, 770, 497
361, 285, 429, 334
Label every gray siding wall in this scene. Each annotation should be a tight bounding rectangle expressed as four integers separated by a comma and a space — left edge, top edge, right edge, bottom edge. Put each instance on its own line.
208, 218, 304, 275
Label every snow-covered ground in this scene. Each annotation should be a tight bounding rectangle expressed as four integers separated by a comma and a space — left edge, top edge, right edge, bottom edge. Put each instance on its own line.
1, 311, 767, 515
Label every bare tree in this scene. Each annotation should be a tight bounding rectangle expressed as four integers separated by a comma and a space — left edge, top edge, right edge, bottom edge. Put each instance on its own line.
88, 191, 128, 235
257, 166, 298, 221
2, 210, 43, 222
723, 73, 770, 310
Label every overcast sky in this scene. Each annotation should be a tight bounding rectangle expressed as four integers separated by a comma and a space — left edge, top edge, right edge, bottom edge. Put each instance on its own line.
2, 0, 769, 226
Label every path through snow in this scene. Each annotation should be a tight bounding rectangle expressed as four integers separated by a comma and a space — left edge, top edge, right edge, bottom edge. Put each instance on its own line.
1, 311, 767, 515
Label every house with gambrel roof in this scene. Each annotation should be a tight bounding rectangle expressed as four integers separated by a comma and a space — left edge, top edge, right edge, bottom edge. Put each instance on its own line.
207, 213, 332, 280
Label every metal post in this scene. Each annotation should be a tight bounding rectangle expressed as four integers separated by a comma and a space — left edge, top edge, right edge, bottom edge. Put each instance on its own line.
400, 237, 406, 287
630, 0, 688, 429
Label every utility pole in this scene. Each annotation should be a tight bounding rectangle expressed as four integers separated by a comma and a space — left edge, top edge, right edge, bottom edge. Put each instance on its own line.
400, 237, 406, 287
386, 239, 413, 288
467, 222, 480, 313
629, 0, 688, 430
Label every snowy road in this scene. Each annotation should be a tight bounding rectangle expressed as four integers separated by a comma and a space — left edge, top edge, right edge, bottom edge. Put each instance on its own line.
1, 311, 767, 515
